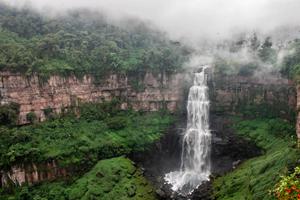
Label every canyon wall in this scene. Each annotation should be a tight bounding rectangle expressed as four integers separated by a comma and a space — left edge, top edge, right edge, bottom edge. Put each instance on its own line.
1, 161, 68, 187
1, 70, 298, 187
209, 74, 296, 120
2, 70, 294, 126
0, 71, 187, 124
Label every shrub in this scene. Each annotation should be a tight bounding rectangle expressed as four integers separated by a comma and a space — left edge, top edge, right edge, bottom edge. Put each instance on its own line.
0, 103, 19, 126
272, 166, 300, 199
80, 103, 108, 121
238, 63, 258, 76
267, 119, 295, 138
105, 116, 128, 130
79, 99, 121, 121
26, 112, 37, 124
42, 107, 55, 120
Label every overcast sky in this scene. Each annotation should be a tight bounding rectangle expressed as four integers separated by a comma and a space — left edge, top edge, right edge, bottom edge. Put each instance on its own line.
3, 0, 300, 42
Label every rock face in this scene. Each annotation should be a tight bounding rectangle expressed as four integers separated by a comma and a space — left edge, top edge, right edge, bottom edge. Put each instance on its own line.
0, 71, 187, 124
0, 161, 68, 187
209, 74, 296, 120
1, 71, 298, 188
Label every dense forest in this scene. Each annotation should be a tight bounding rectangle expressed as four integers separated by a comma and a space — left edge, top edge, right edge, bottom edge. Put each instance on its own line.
0, 100, 174, 200
0, 3, 188, 79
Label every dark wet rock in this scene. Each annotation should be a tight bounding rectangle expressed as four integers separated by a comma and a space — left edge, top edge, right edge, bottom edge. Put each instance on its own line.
188, 181, 213, 200
232, 160, 241, 169
210, 115, 261, 176
131, 114, 262, 200
156, 188, 168, 199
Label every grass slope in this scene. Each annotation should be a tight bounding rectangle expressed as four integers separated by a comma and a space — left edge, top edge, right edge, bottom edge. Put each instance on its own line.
213, 118, 299, 200
2, 157, 157, 200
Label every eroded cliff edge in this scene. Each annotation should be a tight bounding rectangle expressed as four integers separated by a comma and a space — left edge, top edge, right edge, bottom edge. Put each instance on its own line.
0, 70, 298, 189
0, 71, 187, 124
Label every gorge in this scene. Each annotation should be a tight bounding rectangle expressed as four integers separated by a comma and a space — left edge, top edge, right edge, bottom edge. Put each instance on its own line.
0, 63, 298, 199
0, 1, 300, 200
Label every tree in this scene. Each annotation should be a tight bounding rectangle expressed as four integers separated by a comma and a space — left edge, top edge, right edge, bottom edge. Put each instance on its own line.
26, 111, 37, 124
258, 37, 276, 63
250, 33, 260, 51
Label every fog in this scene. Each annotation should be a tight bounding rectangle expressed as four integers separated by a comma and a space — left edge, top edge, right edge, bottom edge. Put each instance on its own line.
2, 0, 300, 76
3, 0, 300, 43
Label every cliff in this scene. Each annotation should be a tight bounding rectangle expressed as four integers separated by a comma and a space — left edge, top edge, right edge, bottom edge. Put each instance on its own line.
2, 71, 294, 126
1, 161, 68, 187
209, 74, 296, 120
0, 72, 187, 124
1, 70, 298, 188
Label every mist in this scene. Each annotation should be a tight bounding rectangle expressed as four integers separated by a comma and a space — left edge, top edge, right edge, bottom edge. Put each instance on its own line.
2, 0, 300, 78
3, 0, 300, 43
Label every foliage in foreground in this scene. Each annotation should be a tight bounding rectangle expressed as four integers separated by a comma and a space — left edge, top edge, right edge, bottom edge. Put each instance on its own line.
213, 118, 299, 200
0, 107, 174, 169
1, 157, 157, 200
272, 166, 300, 200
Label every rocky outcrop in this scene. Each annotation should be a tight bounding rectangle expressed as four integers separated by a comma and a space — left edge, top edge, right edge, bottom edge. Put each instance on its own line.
0, 72, 187, 124
209, 74, 296, 120
0, 161, 68, 187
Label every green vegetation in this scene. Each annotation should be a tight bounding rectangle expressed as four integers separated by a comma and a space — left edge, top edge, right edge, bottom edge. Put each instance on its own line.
236, 101, 295, 121
0, 102, 174, 169
26, 111, 37, 124
213, 56, 259, 77
280, 39, 300, 82
258, 37, 276, 64
0, 3, 188, 80
0, 103, 19, 126
213, 34, 279, 77
213, 118, 299, 200
1, 157, 157, 200
0, 101, 174, 199
272, 166, 300, 200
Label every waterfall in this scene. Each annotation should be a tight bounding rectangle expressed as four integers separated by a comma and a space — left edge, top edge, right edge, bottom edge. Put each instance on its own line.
165, 66, 211, 195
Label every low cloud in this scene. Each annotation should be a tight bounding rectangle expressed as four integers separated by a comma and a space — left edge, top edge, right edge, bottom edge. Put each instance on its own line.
3, 0, 300, 43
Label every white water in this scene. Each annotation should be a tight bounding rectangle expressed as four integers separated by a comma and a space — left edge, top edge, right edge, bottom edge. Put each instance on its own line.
165, 66, 211, 195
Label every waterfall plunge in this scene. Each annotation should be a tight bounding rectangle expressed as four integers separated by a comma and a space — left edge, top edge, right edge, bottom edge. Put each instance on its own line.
165, 66, 211, 195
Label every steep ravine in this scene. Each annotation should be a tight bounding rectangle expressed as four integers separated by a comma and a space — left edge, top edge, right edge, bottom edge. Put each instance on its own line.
131, 114, 262, 200
0, 71, 298, 199
132, 72, 298, 199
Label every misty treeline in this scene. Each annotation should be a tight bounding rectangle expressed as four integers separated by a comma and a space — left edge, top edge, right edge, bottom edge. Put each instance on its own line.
203, 29, 300, 80
212, 33, 282, 77
0, 2, 300, 82
0, 3, 188, 79
280, 39, 300, 81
